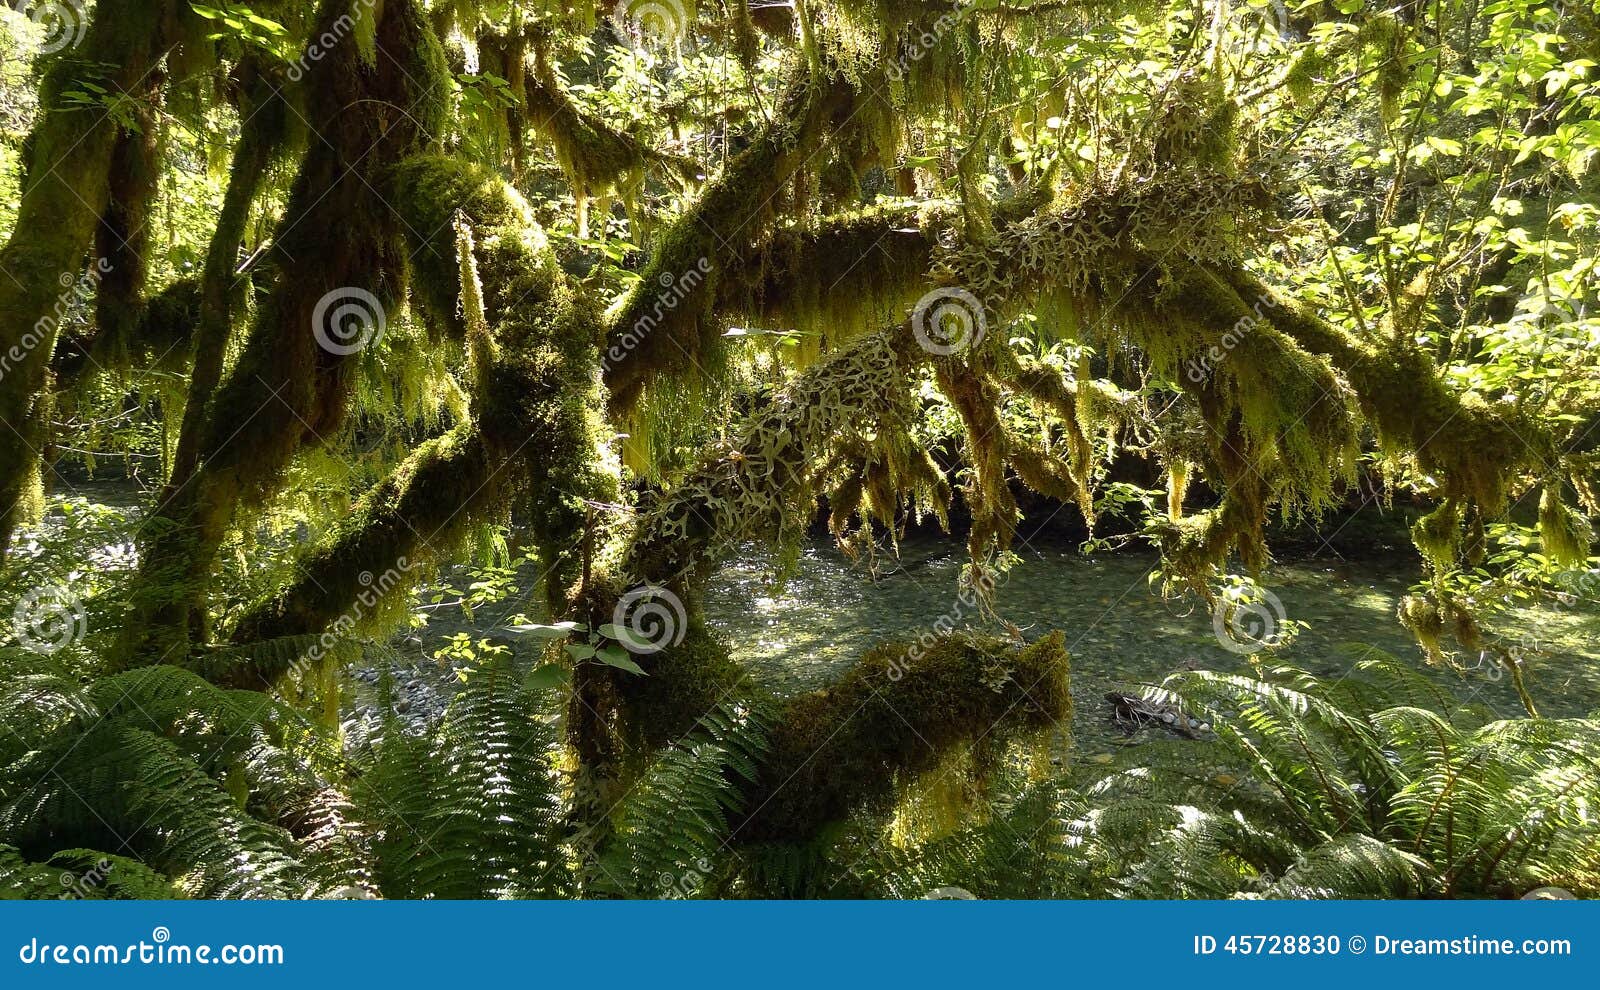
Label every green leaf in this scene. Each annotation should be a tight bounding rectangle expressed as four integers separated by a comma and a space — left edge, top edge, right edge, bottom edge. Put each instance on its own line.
597, 646, 648, 676
523, 663, 571, 691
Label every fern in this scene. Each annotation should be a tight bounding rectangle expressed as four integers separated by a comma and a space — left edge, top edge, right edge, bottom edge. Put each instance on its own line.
351, 659, 570, 898
600, 703, 771, 898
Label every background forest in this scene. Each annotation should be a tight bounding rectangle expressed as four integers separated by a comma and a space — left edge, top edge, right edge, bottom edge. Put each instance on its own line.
2, 0, 1600, 900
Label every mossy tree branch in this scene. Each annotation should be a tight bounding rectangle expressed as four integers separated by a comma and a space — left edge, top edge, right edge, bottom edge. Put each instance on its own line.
0, 0, 179, 561
117, 0, 451, 664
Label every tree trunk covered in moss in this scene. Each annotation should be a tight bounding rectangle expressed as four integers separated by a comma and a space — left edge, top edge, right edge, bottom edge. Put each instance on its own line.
92, 100, 166, 373
228, 154, 620, 656
169, 61, 301, 491
117, 0, 451, 663
734, 632, 1072, 843
0, 0, 176, 562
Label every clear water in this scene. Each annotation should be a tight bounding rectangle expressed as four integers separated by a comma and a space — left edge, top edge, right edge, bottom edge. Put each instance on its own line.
701, 537, 1600, 753
31, 485, 1600, 752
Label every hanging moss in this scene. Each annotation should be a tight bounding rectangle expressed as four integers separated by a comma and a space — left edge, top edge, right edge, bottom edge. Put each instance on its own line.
0, 0, 179, 559
1540, 487, 1594, 569
1225, 267, 1546, 518
1412, 499, 1462, 575
120, 0, 451, 662
521, 47, 697, 235
226, 425, 498, 657
624, 326, 924, 597
733, 631, 1071, 842
1398, 594, 1447, 664
602, 68, 856, 415
935, 359, 1018, 562
716, 205, 943, 359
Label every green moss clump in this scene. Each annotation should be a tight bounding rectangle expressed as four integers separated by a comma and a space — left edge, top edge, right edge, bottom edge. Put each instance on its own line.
735, 631, 1071, 842
617, 620, 755, 754
1398, 594, 1446, 664
1540, 488, 1594, 569
1411, 500, 1462, 575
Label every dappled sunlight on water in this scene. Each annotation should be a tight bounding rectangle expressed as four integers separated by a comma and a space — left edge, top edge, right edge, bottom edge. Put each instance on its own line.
703, 537, 1600, 750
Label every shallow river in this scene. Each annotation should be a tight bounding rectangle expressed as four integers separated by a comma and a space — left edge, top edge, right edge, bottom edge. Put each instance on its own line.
30, 485, 1600, 752
699, 537, 1600, 751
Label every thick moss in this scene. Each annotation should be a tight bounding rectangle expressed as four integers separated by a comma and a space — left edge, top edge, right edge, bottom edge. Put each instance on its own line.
0, 0, 177, 559
119, 0, 450, 662
733, 631, 1072, 842
54, 278, 201, 389
714, 205, 941, 359
617, 620, 754, 753
1225, 266, 1545, 515
229, 154, 621, 656
227, 425, 497, 655
602, 68, 856, 414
